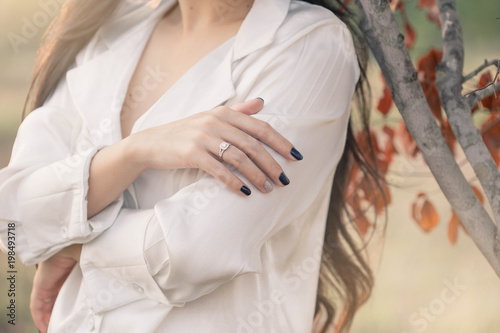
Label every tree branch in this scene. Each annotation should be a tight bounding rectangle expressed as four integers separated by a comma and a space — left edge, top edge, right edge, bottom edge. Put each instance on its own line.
462, 59, 499, 83
464, 63, 500, 97
435, 0, 500, 256
465, 82, 500, 109
355, 0, 500, 276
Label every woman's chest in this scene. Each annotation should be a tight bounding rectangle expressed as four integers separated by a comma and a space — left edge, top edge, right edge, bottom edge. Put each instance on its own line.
119, 18, 242, 138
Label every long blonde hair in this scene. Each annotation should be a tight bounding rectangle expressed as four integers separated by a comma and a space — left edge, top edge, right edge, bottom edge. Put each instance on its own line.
27, 1, 378, 331
26, 0, 121, 112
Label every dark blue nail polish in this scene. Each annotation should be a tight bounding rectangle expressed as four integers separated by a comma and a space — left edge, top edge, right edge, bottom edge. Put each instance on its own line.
241, 186, 251, 196
256, 97, 264, 103
279, 173, 290, 186
290, 147, 303, 160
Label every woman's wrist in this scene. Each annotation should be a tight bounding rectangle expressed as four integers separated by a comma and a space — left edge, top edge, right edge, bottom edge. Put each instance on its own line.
122, 133, 152, 173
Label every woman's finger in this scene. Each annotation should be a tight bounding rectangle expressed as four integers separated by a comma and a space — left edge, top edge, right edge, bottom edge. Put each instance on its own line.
216, 107, 303, 162
206, 136, 275, 193
197, 153, 252, 196
230, 98, 264, 115
207, 125, 287, 188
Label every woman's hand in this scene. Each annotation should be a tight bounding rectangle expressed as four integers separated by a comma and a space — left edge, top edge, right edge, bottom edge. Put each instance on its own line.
87, 98, 302, 217
30, 245, 81, 333
128, 98, 303, 196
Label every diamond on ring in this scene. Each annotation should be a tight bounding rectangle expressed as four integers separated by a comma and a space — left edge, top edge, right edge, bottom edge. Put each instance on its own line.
219, 141, 231, 160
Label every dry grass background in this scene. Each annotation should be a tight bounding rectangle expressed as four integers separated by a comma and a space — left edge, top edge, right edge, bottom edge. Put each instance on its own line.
0, 0, 499, 332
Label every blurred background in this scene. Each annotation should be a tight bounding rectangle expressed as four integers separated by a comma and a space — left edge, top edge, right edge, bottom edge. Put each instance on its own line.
0, 0, 499, 332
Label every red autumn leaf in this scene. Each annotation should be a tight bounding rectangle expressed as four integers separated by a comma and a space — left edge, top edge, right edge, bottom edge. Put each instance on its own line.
423, 84, 443, 123
377, 181, 392, 214
477, 71, 500, 110
404, 22, 416, 49
417, 49, 443, 123
347, 125, 394, 227
478, 71, 492, 87
389, 0, 404, 12
448, 211, 461, 245
395, 121, 419, 157
493, 75, 500, 110
382, 124, 395, 138
356, 128, 380, 155
346, 129, 392, 222
346, 190, 372, 237
373, 131, 391, 175
493, 96, 500, 110
441, 120, 457, 155
417, 49, 442, 78
355, 212, 371, 236
418, 0, 435, 8
382, 125, 398, 164
472, 185, 484, 204
374, 126, 398, 177
447, 185, 482, 244
355, 128, 383, 169
426, 9, 441, 27
481, 115, 500, 166
412, 193, 439, 232
479, 71, 494, 109
359, 176, 391, 216
485, 141, 500, 166
377, 84, 393, 115
418, 0, 441, 27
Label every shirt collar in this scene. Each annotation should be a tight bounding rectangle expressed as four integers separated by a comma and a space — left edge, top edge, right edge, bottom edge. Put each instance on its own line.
101, 0, 291, 60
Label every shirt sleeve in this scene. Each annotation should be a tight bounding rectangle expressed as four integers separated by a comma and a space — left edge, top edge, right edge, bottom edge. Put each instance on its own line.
78, 22, 360, 312
0, 78, 123, 266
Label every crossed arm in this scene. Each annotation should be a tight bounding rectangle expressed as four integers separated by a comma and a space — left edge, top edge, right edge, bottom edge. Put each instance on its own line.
0, 21, 359, 332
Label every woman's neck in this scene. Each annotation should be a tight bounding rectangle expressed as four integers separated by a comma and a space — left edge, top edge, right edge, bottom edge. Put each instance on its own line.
170, 0, 254, 34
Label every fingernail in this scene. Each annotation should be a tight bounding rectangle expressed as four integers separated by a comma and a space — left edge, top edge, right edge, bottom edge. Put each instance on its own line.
240, 185, 251, 196
264, 180, 274, 193
290, 147, 303, 160
279, 173, 290, 186
256, 97, 264, 103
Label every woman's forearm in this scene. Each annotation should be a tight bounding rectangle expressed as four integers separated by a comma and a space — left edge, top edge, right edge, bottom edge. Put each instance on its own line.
86, 99, 300, 218
87, 136, 147, 218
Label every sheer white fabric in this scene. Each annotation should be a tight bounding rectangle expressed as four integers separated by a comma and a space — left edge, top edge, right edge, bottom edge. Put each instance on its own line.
0, 0, 360, 331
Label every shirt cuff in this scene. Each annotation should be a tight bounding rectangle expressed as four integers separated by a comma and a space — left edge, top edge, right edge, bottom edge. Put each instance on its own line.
79, 208, 177, 313
18, 146, 121, 263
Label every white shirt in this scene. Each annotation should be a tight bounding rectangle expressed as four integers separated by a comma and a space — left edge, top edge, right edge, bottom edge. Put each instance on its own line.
0, 0, 359, 331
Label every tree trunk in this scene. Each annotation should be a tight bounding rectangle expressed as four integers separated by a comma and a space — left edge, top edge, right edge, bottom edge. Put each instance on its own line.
355, 0, 500, 276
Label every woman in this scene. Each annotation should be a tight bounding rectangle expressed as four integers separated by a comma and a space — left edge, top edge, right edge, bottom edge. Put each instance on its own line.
0, 0, 376, 332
